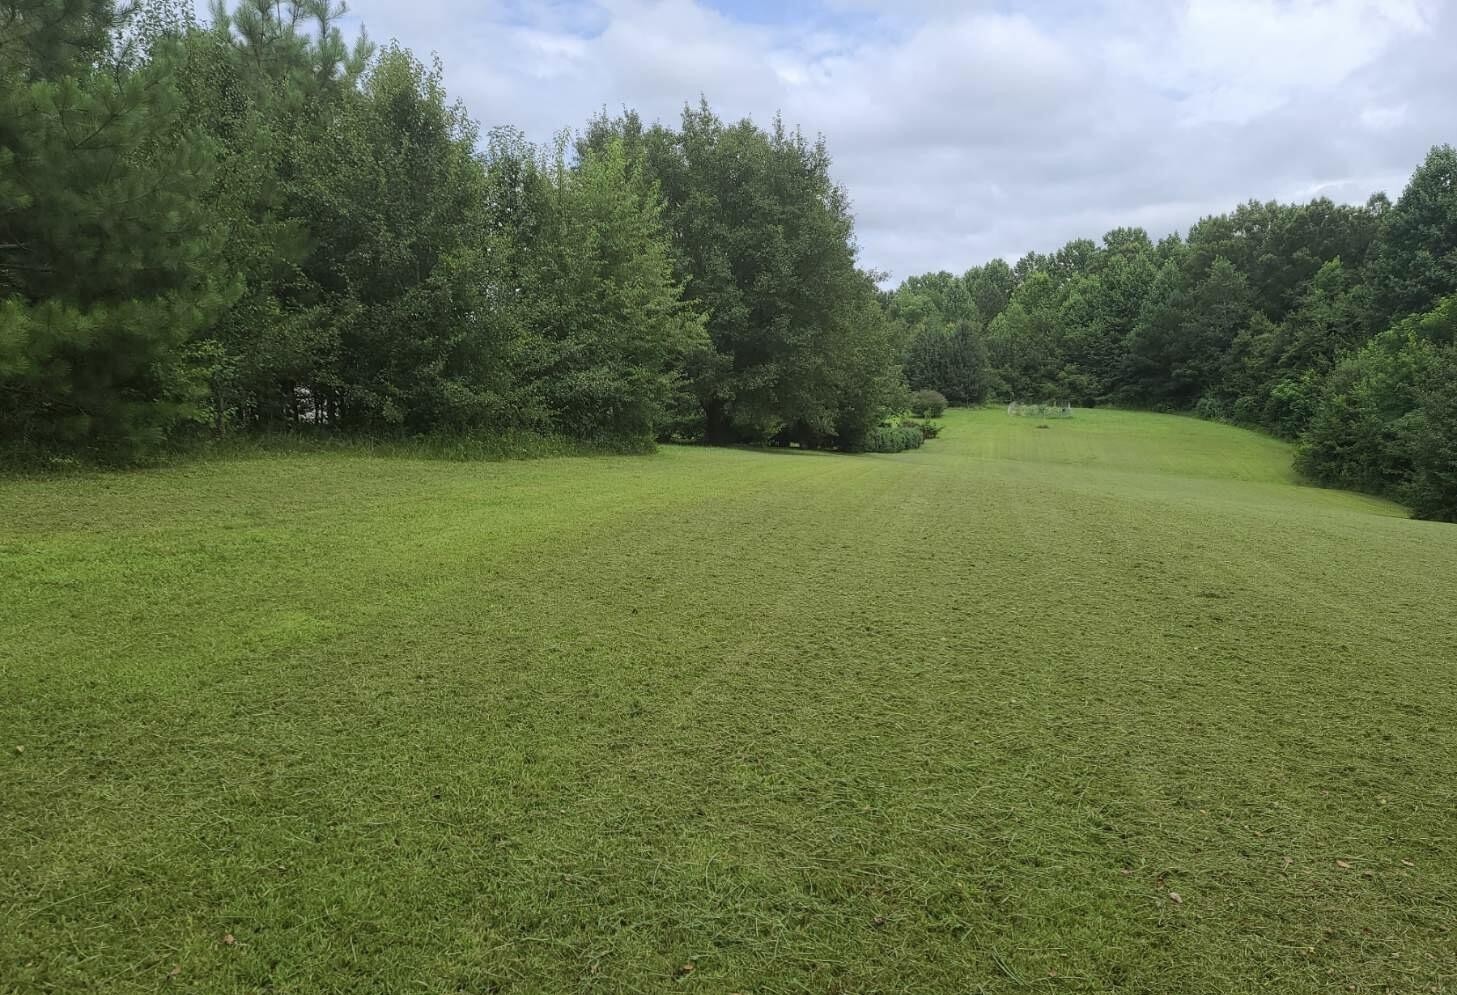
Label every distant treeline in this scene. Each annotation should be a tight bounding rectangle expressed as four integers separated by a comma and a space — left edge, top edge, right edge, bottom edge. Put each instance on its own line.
1, 0, 900, 459
893, 147, 1457, 520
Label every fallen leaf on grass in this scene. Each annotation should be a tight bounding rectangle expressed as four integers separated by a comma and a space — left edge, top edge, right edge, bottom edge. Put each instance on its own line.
870, 915, 887, 929
1335, 860, 1352, 869
1401, 859, 1415, 867
676, 962, 695, 977
221, 933, 236, 946
168, 965, 181, 978
1168, 892, 1183, 904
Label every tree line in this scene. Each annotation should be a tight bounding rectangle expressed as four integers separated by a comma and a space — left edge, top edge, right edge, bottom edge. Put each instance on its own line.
893, 147, 1457, 520
4, 1, 1454, 520
1, 0, 901, 459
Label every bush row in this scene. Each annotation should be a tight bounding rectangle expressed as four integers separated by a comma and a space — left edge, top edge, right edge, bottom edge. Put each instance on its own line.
861, 426, 926, 453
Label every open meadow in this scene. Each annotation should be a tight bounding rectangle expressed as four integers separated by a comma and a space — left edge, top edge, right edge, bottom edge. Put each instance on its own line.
3, 409, 1455, 993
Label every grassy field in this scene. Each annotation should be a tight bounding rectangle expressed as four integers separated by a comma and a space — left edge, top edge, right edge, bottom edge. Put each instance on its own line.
3, 408, 1455, 994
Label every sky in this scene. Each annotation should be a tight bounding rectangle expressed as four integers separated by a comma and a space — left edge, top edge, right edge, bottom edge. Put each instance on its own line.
315, 0, 1454, 284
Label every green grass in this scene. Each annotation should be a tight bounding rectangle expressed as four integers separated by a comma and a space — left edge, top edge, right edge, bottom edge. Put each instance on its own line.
3, 408, 1455, 994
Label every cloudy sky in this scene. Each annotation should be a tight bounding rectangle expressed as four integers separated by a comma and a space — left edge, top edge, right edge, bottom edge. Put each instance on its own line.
321, 0, 1453, 283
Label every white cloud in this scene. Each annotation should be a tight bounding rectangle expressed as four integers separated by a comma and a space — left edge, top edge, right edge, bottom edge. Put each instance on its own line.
1360, 104, 1408, 130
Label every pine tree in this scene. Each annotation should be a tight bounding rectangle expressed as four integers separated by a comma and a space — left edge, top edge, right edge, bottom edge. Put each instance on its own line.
1, 0, 234, 457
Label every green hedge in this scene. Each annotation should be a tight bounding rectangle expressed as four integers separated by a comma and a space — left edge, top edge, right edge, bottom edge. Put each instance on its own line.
862, 426, 925, 453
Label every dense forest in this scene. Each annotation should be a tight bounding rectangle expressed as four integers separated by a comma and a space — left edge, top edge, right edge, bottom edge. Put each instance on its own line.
894, 150, 1457, 521
2, 0, 1454, 518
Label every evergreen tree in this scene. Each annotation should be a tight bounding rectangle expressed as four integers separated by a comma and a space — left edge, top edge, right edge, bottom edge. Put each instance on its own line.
1, 0, 234, 456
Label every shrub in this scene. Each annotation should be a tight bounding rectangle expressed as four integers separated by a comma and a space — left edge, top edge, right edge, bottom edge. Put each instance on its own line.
902, 418, 942, 440
909, 389, 949, 418
864, 426, 925, 453
1262, 372, 1322, 439
1231, 395, 1261, 426
1193, 395, 1228, 422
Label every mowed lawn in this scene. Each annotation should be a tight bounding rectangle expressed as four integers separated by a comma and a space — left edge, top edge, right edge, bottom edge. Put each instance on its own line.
3, 409, 1455, 994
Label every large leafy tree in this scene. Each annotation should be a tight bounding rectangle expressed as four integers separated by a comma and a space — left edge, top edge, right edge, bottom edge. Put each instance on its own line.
290, 44, 497, 431
587, 102, 902, 446
174, 0, 372, 429
964, 259, 1015, 327
506, 137, 707, 440
1297, 296, 1457, 506
1059, 229, 1157, 401
984, 270, 1067, 400
1367, 145, 1457, 328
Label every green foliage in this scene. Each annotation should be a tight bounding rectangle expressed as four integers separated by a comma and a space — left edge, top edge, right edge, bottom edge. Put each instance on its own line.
1058, 238, 1157, 402
900, 418, 941, 440
902, 323, 987, 404
486, 134, 707, 442
1183, 198, 1379, 322
909, 389, 948, 418
586, 103, 903, 448
209, 426, 655, 463
1194, 395, 1229, 422
1126, 257, 1252, 408
1, 0, 235, 457
1408, 348, 1457, 522
890, 266, 989, 404
301, 45, 500, 432
1296, 296, 1457, 518
1368, 145, 1457, 327
7, 5, 890, 459
858, 424, 924, 453
985, 271, 1066, 400
1260, 369, 1325, 439
0, 0, 118, 79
